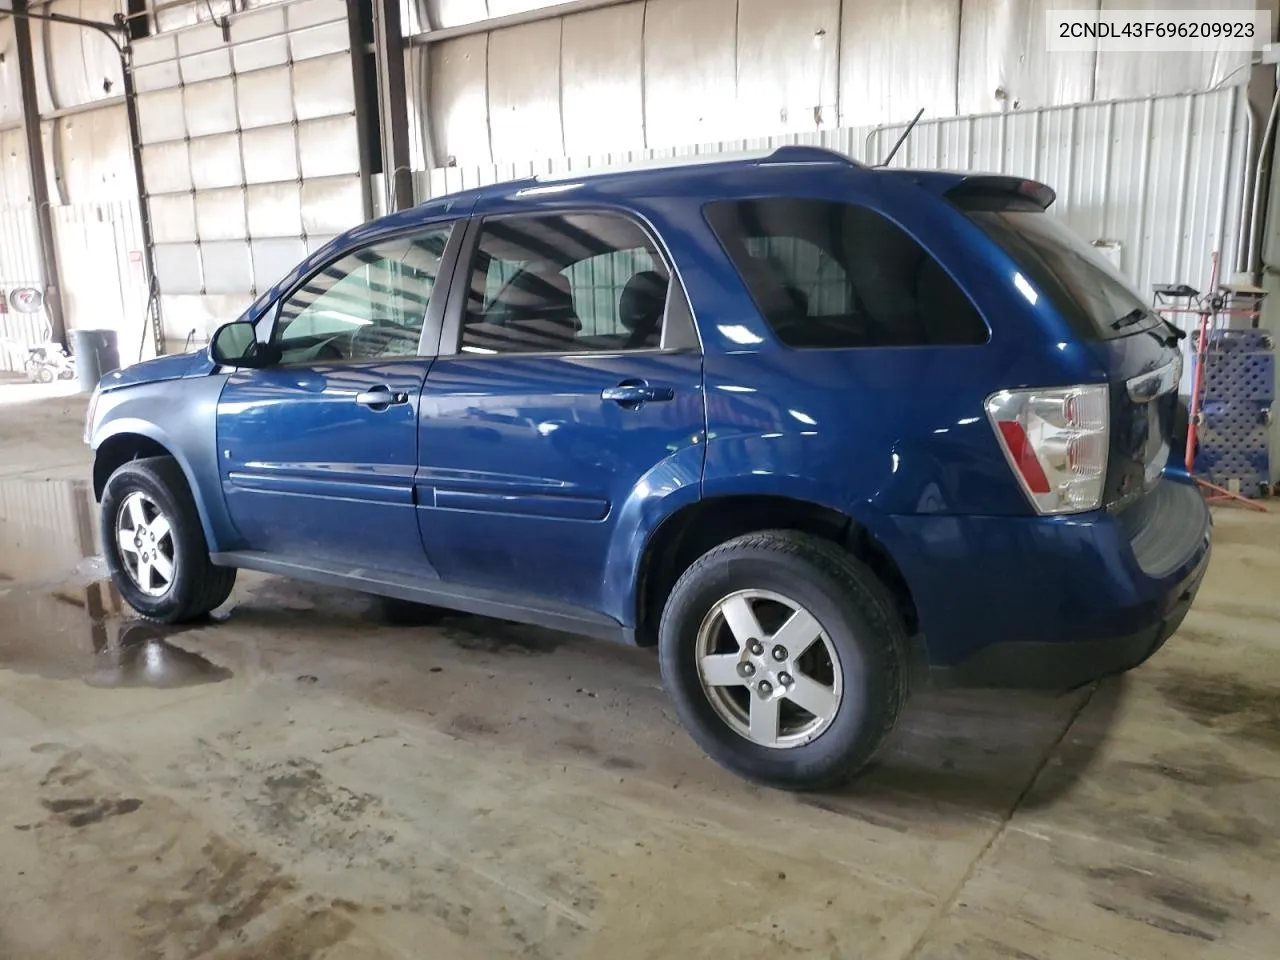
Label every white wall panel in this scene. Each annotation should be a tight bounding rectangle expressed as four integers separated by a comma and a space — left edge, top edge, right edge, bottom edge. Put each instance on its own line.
183, 78, 239, 138
286, 0, 346, 30
233, 36, 292, 73
137, 89, 188, 144
737, 0, 838, 134
486, 20, 564, 162
292, 55, 356, 120
290, 21, 350, 61
149, 194, 198, 244
141, 141, 194, 195
0, 130, 32, 205
34, 0, 124, 114
237, 67, 297, 128
560, 4, 645, 157
429, 34, 492, 165
643, 0, 739, 148
409, 0, 1250, 168
298, 117, 361, 178
251, 238, 308, 290
300, 176, 364, 235
241, 125, 300, 183
176, 20, 230, 57
232, 4, 289, 42
181, 48, 235, 84
201, 241, 253, 294
189, 134, 244, 190
135, 60, 183, 94
0, 19, 21, 126
840, 0, 959, 126
195, 189, 248, 242
957, 0, 1096, 116
54, 106, 135, 203
1095, 0, 1251, 102
246, 183, 304, 238
154, 243, 203, 294
156, 293, 238, 344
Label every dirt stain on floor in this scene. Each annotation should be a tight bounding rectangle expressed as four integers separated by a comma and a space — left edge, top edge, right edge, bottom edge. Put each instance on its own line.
1084, 863, 1259, 944
1156, 668, 1280, 749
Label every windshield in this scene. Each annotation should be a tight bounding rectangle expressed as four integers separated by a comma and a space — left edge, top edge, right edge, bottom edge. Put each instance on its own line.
966, 208, 1160, 341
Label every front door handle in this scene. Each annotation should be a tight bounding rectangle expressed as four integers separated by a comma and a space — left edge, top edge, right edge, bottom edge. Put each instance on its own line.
601, 381, 675, 408
355, 385, 410, 410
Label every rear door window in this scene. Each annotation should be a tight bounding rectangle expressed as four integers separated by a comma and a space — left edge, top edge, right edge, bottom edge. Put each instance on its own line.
704, 198, 989, 348
962, 204, 1160, 341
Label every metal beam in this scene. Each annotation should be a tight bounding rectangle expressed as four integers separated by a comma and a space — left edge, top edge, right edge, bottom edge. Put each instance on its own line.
346, 0, 375, 222
11, 0, 67, 348
118, 24, 165, 358
372, 0, 413, 213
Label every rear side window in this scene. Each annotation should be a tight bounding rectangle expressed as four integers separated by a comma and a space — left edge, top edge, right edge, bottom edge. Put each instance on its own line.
964, 207, 1159, 342
459, 213, 672, 355
704, 199, 989, 348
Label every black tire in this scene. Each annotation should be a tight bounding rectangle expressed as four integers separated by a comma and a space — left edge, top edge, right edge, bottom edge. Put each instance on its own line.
658, 530, 909, 791
36, 366, 53, 384
100, 456, 236, 623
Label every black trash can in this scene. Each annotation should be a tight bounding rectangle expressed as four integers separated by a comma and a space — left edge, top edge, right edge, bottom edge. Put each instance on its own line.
69, 328, 121, 393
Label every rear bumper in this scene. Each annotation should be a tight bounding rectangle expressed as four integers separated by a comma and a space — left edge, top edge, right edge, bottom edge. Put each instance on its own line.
882, 476, 1212, 691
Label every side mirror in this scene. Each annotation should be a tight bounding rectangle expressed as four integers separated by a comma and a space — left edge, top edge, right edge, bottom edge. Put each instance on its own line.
209, 321, 281, 369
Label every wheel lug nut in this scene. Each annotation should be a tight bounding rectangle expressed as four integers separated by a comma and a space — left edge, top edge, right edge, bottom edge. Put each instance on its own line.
772, 645, 788, 661
749, 640, 764, 656
779, 672, 793, 686
738, 662, 756, 678
758, 680, 773, 696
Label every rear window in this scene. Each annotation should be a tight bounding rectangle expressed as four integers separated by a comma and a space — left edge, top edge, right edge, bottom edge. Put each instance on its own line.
964, 207, 1160, 341
704, 199, 989, 348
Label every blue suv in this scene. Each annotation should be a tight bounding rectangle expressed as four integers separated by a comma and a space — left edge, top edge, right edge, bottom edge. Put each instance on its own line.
86, 147, 1210, 790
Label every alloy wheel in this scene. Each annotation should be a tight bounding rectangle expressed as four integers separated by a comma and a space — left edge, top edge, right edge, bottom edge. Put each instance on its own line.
694, 588, 843, 748
115, 491, 175, 597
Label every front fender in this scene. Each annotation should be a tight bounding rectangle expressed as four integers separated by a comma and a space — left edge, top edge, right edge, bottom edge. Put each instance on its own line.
91, 375, 240, 552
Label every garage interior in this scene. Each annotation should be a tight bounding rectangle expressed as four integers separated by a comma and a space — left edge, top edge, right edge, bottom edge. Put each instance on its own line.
2, 0, 1280, 957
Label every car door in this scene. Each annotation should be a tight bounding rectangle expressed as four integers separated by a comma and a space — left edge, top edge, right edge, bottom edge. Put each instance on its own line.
216, 221, 461, 573
416, 209, 706, 614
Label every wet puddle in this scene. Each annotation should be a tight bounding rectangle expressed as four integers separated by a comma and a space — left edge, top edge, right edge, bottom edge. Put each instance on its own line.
0, 477, 231, 689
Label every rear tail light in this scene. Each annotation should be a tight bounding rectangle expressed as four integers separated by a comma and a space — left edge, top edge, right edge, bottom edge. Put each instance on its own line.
985, 384, 1109, 514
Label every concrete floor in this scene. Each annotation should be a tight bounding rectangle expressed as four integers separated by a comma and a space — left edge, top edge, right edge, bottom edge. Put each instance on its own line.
1, 384, 1277, 960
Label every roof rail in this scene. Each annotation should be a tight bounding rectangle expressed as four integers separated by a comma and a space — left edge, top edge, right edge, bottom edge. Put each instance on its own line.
527, 144, 860, 185
761, 145, 862, 167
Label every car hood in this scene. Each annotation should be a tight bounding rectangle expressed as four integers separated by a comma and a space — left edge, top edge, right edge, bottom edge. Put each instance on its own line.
98, 350, 216, 392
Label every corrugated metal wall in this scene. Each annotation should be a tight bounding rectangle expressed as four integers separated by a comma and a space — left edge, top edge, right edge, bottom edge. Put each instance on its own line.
132, 0, 364, 349
405, 0, 1254, 168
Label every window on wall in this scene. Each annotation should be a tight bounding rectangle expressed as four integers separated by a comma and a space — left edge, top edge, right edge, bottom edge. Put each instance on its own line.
459, 213, 671, 355
705, 199, 989, 348
273, 227, 451, 363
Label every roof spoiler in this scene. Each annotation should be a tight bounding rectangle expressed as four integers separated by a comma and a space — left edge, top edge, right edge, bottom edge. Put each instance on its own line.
944, 175, 1056, 211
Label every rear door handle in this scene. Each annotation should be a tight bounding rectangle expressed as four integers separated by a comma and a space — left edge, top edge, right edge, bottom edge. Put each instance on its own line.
355, 385, 409, 410
601, 381, 675, 407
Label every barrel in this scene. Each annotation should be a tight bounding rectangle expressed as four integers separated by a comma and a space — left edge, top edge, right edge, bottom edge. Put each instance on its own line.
69, 328, 121, 393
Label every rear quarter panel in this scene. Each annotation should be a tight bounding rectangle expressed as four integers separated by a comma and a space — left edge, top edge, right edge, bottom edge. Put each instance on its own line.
641, 169, 1108, 522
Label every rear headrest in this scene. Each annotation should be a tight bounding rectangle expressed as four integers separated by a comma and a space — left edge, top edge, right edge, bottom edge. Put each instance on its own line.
619, 270, 668, 332
496, 268, 580, 331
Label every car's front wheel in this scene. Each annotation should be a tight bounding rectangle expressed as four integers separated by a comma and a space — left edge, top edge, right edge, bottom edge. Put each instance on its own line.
658, 530, 909, 791
100, 456, 236, 623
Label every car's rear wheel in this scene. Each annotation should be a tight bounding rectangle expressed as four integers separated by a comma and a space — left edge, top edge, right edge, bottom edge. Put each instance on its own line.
100, 456, 236, 623
658, 530, 909, 791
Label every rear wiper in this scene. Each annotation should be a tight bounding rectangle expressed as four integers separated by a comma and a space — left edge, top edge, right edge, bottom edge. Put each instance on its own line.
1111, 308, 1147, 330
